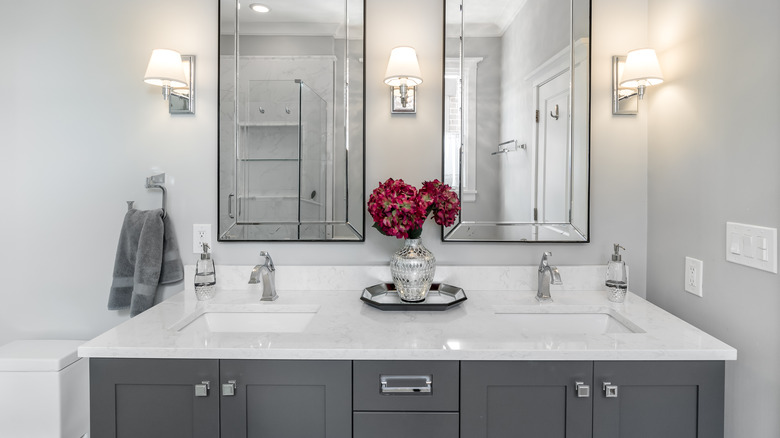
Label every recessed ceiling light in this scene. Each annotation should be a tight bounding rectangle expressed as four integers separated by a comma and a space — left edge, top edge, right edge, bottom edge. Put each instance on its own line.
250, 3, 270, 13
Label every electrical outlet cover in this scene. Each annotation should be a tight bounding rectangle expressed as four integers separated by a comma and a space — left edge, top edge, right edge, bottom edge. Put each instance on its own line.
193, 224, 212, 253
684, 257, 703, 297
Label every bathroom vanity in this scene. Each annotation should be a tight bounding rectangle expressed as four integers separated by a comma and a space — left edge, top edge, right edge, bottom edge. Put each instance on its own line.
80, 266, 735, 438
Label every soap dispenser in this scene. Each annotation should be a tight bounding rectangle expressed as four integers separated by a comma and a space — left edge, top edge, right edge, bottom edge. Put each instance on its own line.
195, 243, 216, 301
606, 244, 628, 303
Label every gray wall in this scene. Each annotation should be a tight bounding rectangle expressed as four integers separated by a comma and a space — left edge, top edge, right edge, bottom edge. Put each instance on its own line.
0, 0, 650, 345
645, 0, 780, 436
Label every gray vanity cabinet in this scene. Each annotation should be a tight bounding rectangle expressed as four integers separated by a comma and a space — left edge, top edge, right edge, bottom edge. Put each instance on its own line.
461, 361, 594, 438
91, 358, 725, 437
90, 358, 220, 438
220, 359, 352, 438
593, 361, 725, 438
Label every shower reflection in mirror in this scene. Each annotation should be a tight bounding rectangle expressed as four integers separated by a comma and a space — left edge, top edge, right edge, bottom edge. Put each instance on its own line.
443, 0, 590, 242
218, 0, 365, 241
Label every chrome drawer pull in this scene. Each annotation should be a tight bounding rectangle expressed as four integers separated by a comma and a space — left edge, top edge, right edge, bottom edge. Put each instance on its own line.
380, 375, 432, 394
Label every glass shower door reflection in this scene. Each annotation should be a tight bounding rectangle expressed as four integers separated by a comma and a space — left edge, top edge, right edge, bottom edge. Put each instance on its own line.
236, 80, 328, 240
298, 82, 329, 239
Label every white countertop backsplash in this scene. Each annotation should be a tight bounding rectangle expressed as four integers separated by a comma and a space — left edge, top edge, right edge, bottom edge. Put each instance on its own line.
79, 265, 736, 362
183, 264, 611, 293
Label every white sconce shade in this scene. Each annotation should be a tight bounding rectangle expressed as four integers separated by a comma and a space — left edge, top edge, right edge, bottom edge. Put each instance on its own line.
619, 48, 664, 89
385, 47, 422, 113
144, 49, 188, 101
613, 48, 664, 110
384, 47, 423, 86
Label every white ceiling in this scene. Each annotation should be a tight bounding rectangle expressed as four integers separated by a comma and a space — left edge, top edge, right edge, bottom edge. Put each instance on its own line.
447, 0, 529, 37
221, 0, 528, 38
220, 0, 362, 37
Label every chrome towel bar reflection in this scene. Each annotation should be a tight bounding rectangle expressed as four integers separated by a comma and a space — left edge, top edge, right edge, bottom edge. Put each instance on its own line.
491, 139, 526, 156
127, 173, 167, 217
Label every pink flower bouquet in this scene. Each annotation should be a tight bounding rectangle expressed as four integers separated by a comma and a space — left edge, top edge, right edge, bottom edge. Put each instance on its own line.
367, 178, 461, 239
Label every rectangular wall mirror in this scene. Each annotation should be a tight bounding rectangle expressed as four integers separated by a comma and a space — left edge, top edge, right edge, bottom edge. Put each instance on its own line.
443, 0, 590, 242
218, 0, 365, 241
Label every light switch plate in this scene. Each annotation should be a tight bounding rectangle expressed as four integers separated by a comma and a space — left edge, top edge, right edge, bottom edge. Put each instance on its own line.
726, 222, 777, 273
684, 257, 703, 297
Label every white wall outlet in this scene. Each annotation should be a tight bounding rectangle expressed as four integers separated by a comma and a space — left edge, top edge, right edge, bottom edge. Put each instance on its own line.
193, 224, 212, 253
726, 222, 777, 273
684, 257, 703, 297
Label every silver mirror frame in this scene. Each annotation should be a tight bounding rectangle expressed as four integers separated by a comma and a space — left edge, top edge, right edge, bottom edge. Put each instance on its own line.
216, 0, 365, 242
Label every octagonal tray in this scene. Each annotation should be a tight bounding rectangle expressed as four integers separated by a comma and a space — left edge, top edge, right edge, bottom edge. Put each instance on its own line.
360, 283, 467, 311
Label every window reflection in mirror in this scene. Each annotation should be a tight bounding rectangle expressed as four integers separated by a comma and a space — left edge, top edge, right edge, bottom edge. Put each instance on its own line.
443, 0, 590, 242
218, 0, 365, 241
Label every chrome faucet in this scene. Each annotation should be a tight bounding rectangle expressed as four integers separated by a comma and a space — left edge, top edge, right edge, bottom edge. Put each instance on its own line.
249, 251, 278, 301
537, 251, 562, 302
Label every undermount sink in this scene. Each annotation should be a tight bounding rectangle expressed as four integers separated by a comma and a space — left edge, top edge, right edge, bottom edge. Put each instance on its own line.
494, 307, 644, 334
173, 305, 319, 334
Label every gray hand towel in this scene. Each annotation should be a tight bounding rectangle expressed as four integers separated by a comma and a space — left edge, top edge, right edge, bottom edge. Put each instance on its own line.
108, 209, 184, 316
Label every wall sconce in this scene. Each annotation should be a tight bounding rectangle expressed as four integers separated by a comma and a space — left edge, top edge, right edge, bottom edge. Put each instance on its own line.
144, 49, 196, 114
384, 46, 422, 114
612, 48, 664, 115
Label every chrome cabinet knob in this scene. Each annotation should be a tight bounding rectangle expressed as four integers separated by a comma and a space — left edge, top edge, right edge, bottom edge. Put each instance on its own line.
194, 381, 210, 397
575, 381, 590, 398
222, 380, 237, 396
603, 382, 619, 398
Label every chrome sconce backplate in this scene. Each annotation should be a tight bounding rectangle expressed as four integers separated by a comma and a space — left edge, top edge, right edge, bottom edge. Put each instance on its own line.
612, 55, 638, 115
170, 55, 195, 115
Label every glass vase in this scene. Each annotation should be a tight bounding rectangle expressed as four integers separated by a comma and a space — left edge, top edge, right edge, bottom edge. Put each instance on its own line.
390, 238, 436, 302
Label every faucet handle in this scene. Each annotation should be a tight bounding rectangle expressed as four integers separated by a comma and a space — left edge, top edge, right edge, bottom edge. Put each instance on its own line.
259, 251, 275, 271
539, 251, 552, 269
551, 266, 563, 285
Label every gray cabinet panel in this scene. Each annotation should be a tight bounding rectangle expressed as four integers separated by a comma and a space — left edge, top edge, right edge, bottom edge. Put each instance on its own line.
353, 360, 459, 411
593, 361, 725, 438
461, 361, 593, 438
354, 412, 459, 438
220, 359, 351, 438
90, 358, 220, 438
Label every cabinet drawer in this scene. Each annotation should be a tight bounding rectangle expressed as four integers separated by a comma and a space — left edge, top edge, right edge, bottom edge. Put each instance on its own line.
353, 361, 459, 411
354, 412, 459, 438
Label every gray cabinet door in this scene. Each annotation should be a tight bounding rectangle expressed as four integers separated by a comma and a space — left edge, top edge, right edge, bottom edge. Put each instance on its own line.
220, 359, 351, 438
461, 361, 593, 438
90, 358, 220, 438
593, 361, 725, 438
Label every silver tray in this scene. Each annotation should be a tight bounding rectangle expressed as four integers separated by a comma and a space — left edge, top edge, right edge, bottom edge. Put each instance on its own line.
360, 283, 467, 311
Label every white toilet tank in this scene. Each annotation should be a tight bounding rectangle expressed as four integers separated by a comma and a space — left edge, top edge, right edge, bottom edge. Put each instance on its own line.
0, 340, 90, 438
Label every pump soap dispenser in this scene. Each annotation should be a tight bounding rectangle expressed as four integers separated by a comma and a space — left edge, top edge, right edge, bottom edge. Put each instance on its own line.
195, 243, 216, 301
606, 244, 628, 303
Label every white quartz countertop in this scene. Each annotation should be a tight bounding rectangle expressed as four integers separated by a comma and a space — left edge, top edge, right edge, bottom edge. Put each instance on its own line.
79, 266, 736, 361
